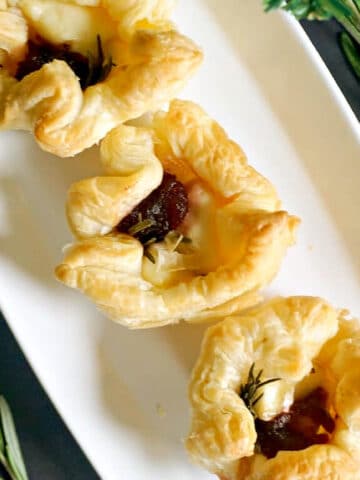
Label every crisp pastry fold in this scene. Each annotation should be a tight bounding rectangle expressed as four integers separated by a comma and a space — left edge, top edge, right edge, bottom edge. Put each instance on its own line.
0, 0, 202, 156
55, 100, 299, 328
186, 296, 360, 480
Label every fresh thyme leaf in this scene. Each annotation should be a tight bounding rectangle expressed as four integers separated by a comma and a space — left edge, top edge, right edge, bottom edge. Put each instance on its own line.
172, 233, 184, 252
0, 397, 28, 480
144, 237, 157, 247
143, 237, 157, 263
258, 377, 283, 388
165, 230, 193, 253
339, 31, 360, 78
251, 393, 264, 407
239, 363, 281, 418
128, 219, 155, 236
180, 235, 192, 244
144, 249, 156, 263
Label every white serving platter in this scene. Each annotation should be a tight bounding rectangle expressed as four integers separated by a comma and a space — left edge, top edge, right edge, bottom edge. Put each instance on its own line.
0, 1, 359, 479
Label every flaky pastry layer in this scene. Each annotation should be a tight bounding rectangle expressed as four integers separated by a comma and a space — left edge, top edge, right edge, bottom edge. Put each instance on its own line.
186, 296, 360, 480
0, 0, 202, 156
55, 100, 299, 328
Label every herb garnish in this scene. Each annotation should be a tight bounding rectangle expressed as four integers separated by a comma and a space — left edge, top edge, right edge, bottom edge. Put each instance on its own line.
143, 238, 157, 262
263, 0, 360, 79
165, 230, 192, 253
239, 363, 281, 417
15, 34, 115, 89
84, 35, 115, 89
128, 218, 155, 236
144, 249, 156, 264
0, 396, 28, 480
144, 238, 157, 247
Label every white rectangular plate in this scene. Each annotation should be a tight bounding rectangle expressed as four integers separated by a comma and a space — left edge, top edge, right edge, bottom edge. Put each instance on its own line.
1, 1, 360, 479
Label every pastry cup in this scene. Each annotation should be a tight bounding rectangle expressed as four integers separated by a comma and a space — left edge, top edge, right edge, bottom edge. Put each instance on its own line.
55, 100, 299, 328
0, 0, 202, 156
186, 296, 360, 480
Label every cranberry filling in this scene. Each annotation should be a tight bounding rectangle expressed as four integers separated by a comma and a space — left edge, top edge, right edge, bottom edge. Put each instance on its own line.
15, 38, 90, 88
117, 172, 189, 244
15, 35, 112, 90
255, 387, 335, 459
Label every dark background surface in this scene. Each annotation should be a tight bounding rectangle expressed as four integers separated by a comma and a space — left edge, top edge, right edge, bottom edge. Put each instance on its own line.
302, 20, 360, 119
0, 18, 359, 480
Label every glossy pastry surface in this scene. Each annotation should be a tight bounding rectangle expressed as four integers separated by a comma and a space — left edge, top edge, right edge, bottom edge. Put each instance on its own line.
186, 296, 360, 480
0, 0, 202, 156
55, 100, 299, 328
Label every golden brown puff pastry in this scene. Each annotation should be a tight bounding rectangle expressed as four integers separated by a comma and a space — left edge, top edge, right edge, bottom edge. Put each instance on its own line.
186, 296, 360, 480
55, 100, 299, 328
0, 0, 202, 156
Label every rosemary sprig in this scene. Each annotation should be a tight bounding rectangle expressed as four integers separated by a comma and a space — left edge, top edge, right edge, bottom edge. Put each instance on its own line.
0, 396, 28, 480
84, 35, 115, 89
239, 364, 280, 417
263, 0, 360, 79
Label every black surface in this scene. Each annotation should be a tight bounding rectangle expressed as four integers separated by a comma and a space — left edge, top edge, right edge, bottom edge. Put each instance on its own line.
0, 317, 100, 479
302, 19, 360, 120
0, 17, 359, 480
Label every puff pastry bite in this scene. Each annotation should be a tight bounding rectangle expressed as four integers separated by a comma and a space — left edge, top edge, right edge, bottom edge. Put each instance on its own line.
186, 296, 360, 480
0, 0, 202, 156
55, 100, 299, 328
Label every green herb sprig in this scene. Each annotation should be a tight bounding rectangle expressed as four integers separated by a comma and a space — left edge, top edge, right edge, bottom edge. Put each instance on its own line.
164, 231, 192, 253
263, 0, 360, 79
239, 364, 281, 417
128, 218, 155, 237
0, 396, 28, 480
339, 30, 360, 77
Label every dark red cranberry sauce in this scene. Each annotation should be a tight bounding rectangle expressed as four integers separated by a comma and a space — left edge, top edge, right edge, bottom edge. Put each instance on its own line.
255, 387, 335, 459
117, 172, 189, 244
15, 38, 91, 89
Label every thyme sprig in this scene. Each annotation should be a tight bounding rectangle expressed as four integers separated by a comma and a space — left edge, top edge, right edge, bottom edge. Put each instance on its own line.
126, 216, 157, 262
263, 0, 360, 79
165, 231, 192, 253
128, 218, 155, 236
0, 396, 28, 480
239, 364, 281, 417
144, 249, 156, 264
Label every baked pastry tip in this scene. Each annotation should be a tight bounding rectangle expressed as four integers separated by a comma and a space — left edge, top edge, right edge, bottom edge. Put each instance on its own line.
0, 0, 202, 156
186, 296, 360, 480
55, 99, 299, 328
